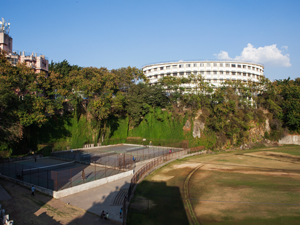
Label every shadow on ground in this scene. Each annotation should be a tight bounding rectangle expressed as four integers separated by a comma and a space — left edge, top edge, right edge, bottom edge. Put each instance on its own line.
126, 181, 189, 225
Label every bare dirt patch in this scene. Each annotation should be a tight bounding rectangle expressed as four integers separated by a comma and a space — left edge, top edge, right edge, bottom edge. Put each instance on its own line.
172, 162, 201, 169
244, 151, 300, 163
201, 164, 300, 177
151, 174, 174, 181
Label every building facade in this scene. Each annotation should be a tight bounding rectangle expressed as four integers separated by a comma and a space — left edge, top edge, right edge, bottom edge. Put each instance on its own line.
0, 17, 48, 74
143, 61, 264, 88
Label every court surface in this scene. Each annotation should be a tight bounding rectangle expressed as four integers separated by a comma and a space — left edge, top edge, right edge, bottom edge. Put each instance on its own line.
0, 157, 124, 191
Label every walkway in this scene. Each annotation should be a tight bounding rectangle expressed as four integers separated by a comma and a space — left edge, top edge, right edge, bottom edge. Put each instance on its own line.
59, 161, 148, 223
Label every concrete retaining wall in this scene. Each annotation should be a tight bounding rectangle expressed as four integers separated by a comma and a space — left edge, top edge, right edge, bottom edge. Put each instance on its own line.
279, 135, 300, 145
53, 170, 133, 198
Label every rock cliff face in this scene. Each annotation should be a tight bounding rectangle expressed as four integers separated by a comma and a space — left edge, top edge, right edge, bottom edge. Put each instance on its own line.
193, 110, 205, 138
183, 110, 205, 138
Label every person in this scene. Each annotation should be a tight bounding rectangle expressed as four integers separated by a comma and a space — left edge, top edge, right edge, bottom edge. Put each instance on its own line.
100, 210, 105, 219
106, 212, 109, 220
169, 149, 172, 154
31, 185, 35, 196
132, 156, 135, 162
82, 170, 85, 182
120, 207, 123, 218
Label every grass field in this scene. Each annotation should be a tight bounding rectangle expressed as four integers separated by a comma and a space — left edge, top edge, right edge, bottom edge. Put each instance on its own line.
127, 145, 300, 225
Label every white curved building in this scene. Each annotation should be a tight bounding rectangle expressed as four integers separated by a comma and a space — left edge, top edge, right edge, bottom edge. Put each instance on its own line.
143, 61, 264, 88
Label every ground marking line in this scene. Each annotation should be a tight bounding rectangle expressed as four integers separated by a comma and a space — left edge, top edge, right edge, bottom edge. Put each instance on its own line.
184, 164, 203, 225
186, 161, 300, 172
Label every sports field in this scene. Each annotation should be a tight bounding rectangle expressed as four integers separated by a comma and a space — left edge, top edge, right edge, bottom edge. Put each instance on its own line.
127, 145, 300, 225
52, 144, 181, 165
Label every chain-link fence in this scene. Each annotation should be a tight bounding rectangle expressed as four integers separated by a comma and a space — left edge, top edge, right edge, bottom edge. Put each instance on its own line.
0, 156, 131, 191
123, 148, 190, 224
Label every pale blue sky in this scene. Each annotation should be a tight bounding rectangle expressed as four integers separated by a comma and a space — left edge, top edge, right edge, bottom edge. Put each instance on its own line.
1, 0, 299, 80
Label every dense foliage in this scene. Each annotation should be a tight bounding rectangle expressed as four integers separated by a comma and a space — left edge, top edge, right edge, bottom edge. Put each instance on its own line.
0, 51, 299, 156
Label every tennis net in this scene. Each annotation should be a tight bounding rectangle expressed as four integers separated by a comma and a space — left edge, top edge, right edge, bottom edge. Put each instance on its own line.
126, 146, 149, 152
22, 161, 76, 176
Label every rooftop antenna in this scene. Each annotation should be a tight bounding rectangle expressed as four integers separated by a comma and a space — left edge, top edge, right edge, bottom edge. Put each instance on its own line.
0, 18, 10, 35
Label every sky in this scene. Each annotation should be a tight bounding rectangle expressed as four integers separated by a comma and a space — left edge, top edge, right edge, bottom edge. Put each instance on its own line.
1, 0, 300, 80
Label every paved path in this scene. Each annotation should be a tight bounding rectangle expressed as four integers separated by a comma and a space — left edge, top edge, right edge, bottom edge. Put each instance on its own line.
0, 184, 12, 201
60, 162, 148, 224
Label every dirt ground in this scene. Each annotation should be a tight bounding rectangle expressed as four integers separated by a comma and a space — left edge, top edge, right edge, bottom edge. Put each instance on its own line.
128, 146, 300, 225
0, 179, 118, 225
188, 150, 300, 224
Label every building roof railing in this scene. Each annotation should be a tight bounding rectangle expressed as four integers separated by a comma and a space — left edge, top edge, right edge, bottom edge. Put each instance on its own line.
12, 49, 49, 60
142, 59, 264, 68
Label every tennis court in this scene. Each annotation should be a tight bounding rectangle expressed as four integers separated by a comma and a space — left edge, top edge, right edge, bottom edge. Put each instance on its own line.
52, 144, 183, 166
0, 157, 125, 191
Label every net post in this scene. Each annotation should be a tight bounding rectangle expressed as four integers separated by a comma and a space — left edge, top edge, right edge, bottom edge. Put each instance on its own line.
70, 168, 72, 187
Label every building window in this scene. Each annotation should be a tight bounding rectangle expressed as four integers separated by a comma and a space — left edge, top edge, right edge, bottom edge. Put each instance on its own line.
154, 68, 157, 71
238, 65, 241, 68
213, 71, 217, 74
200, 71, 204, 75
206, 63, 211, 67
248, 66, 251, 69
200, 63, 204, 67
243, 65, 246, 68
173, 65, 177, 68
220, 63, 223, 67
179, 64, 183, 68
193, 63, 197, 67
220, 71, 223, 74
237, 72, 241, 76
231, 64, 236, 67
173, 72, 177, 76
160, 67, 164, 70
225, 63, 230, 67
207, 71, 211, 75
143, 70, 146, 73
220, 78, 224, 82
180, 72, 184, 75
226, 71, 230, 75
167, 73, 171, 76
148, 69, 151, 72
232, 72, 236, 75
166, 66, 170, 69
213, 63, 217, 67
243, 73, 246, 76
213, 79, 217, 83
193, 71, 197, 75
186, 64, 191, 67
186, 72, 191, 75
